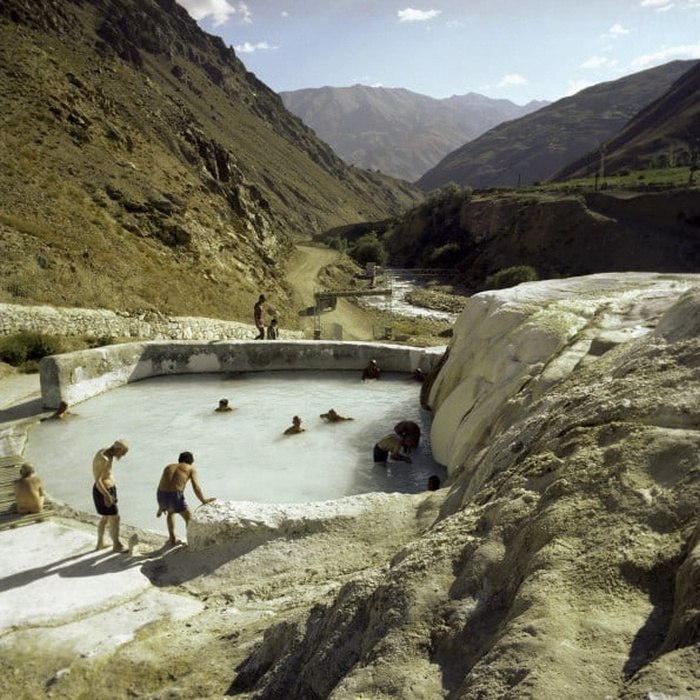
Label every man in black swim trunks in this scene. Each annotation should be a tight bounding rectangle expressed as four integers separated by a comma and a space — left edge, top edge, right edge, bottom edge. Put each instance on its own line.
373, 434, 412, 464
156, 451, 215, 546
92, 439, 129, 552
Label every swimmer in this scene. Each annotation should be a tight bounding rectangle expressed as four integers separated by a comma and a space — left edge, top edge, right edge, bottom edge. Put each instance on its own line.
320, 408, 354, 422
426, 475, 441, 491
15, 463, 45, 514
284, 415, 305, 435
373, 434, 412, 464
215, 398, 234, 412
156, 451, 216, 546
394, 420, 421, 453
361, 358, 381, 381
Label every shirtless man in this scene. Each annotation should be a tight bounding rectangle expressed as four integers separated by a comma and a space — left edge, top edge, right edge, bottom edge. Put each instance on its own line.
92, 439, 129, 552
15, 463, 45, 514
373, 434, 412, 464
284, 415, 305, 435
320, 408, 354, 423
394, 420, 421, 452
362, 358, 381, 381
156, 451, 215, 546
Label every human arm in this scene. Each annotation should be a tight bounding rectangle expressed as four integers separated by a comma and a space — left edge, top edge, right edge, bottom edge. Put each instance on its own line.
189, 468, 215, 505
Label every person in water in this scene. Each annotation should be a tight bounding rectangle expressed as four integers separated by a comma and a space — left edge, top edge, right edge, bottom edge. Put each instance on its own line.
361, 358, 381, 381
373, 434, 412, 464
284, 415, 305, 435
156, 451, 215, 546
320, 408, 354, 422
215, 398, 233, 412
394, 420, 421, 452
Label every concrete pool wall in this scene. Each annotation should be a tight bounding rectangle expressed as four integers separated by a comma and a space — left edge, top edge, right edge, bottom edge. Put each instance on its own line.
39, 340, 447, 408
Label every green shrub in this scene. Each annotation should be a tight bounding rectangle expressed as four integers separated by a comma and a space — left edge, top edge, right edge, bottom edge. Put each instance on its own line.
428, 243, 462, 268
0, 331, 65, 367
484, 265, 539, 290
350, 232, 388, 266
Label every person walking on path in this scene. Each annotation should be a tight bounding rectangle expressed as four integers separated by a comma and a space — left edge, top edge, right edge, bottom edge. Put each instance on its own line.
254, 294, 266, 339
156, 451, 215, 546
92, 439, 129, 552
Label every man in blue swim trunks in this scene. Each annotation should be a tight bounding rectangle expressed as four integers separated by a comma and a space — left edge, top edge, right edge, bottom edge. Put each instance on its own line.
156, 451, 215, 546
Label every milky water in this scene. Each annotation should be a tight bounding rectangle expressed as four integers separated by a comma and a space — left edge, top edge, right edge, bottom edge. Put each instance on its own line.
25, 371, 445, 534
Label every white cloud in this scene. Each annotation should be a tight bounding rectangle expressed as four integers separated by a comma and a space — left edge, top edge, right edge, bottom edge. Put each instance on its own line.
234, 41, 277, 54
640, 0, 672, 6
398, 8, 442, 22
603, 23, 630, 39
178, 0, 251, 27
566, 79, 594, 96
631, 43, 700, 67
580, 55, 620, 69
498, 73, 528, 87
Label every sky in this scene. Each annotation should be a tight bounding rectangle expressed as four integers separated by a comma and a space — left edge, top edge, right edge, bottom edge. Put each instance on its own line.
175, 0, 700, 105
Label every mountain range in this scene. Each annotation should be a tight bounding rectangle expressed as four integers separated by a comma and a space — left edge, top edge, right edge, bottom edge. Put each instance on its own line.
0, 0, 420, 324
280, 85, 547, 182
415, 60, 698, 190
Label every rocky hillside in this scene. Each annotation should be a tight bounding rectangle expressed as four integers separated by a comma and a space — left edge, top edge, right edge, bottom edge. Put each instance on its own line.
417, 60, 697, 190
0, 0, 421, 325
554, 61, 700, 180
280, 85, 547, 182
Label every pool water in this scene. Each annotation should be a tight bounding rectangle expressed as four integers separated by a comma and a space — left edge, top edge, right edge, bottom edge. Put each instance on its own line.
25, 371, 445, 533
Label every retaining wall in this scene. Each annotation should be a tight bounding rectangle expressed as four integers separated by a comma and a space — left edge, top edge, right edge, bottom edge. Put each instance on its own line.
39, 340, 447, 408
0, 302, 300, 342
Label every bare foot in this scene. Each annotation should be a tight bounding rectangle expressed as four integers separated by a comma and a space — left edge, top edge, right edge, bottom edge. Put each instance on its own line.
112, 542, 127, 553
167, 538, 186, 548
95, 542, 110, 551
127, 533, 139, 555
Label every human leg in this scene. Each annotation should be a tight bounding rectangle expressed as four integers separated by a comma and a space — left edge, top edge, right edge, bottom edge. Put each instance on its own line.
109, 514, 125, 552
96, 516, 109, 549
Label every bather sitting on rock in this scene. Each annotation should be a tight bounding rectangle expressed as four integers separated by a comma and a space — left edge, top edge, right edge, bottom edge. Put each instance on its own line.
320, 408, 354, 423
15, 463, 45, 514
215, 398, 234, 412
373, 434, 412, 464
394, 420, 421, 452
156, 451, 215, 546
361, 358, 381, 381
284, 415, 306, 435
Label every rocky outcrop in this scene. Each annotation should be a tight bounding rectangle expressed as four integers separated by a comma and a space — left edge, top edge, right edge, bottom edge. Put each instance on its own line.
229, 273, 700, 698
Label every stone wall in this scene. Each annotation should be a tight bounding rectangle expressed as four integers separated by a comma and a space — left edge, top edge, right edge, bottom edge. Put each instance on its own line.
39, 340, 446, 408
0, 302, 303, 342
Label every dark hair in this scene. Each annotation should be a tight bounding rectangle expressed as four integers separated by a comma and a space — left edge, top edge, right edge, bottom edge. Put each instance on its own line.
178, 451, 194, 464
427, 475, 441, 491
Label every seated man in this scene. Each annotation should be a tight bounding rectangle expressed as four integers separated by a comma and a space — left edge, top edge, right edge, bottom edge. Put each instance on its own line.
320, 408, 354, 422
373, 434, 412, 464
361, 358, 381, 381
266, 318, 279, 340
15, 463, 45, 514
284, 415, 305, 435
156, 451, 215, 546
215, 398, 234, 412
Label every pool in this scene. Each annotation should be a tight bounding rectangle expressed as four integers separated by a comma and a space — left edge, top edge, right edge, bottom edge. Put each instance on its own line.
25, 371, 445, 533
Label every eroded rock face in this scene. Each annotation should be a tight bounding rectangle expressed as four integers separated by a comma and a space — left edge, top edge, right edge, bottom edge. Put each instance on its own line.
232, 273, 700, 699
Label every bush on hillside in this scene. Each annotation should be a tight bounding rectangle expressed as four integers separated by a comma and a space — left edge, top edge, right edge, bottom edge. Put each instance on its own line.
484, 265, 539, 290
428, 243, 462, 268
0, 331, 65, 369
350, 232, 388, 266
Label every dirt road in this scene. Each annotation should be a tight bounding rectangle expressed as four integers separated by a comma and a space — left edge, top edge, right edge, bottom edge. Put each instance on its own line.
285, 245, 382, 341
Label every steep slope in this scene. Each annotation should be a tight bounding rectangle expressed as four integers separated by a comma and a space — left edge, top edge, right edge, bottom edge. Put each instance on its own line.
554, 61, 700, 180
0, 0, 421, 324
281, 85, 547, 182
417, 60, 697, 190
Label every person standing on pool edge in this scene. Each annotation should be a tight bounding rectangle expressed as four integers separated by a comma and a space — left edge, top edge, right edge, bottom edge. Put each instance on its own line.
92, 439, 129, 552
156, 451, 216, 546
254, 293, 266, 340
